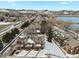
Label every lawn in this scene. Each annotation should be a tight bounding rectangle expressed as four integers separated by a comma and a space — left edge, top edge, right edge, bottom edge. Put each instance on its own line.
0, 25, 9, 32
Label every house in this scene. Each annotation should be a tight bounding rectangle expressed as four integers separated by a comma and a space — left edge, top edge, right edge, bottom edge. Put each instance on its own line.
63, 42, 79, 54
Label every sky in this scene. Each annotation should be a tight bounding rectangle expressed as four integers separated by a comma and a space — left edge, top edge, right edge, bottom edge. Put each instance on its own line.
0, 1, 79, 10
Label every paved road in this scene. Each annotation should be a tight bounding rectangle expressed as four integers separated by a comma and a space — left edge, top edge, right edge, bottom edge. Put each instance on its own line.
0, 22, 21, 37
0, 17, 36, 56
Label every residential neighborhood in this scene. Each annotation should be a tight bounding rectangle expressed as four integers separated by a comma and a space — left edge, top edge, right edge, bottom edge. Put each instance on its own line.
0, 1, 79, 58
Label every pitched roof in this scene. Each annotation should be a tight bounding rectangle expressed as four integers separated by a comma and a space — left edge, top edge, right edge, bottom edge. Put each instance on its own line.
27, 38, 35, 44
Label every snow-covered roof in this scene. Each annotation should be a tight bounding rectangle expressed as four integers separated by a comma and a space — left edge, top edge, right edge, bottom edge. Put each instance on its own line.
53, 26, 65, 33
36, 30, 40, 33
19, 34, 26, 39
27, 38, 35, 44
35, 44, 41, 47
19, 35, 26, 39
37, 34, 44, 37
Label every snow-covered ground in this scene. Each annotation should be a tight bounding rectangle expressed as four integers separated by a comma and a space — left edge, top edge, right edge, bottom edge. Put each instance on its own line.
0, 22, 10, 25
36, 49, 48, 58
15, 50, 29, 57
44, 35, 67, 58
26, 50, 38, 57
11, 35, 67, 58
3, 34, 68, 58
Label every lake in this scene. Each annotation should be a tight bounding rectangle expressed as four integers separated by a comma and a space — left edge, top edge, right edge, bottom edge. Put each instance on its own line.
57, 16, 79, 23
68, 24, 79, 30
57, 16, 79, 31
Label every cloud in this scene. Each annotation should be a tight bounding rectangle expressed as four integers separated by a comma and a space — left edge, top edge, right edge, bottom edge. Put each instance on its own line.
7, 0, 16, 6
60, 1, 68, 4
60, 1, 73, 5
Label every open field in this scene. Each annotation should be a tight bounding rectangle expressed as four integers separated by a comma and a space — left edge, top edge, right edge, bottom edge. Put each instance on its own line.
0, 25, 9, 32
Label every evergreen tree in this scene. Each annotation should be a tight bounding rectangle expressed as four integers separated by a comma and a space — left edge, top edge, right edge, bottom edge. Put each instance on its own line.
2, 32, 14, 43
21, 21, 30, 29
0, 40, 3, 51
11, 28, 20, 37
47, 26, 53, 42
40, 20, 47, 34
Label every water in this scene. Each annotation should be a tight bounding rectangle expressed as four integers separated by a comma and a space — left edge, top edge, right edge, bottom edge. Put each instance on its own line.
57, 16, 79, 30
68, 24, 79, 30
57, 16, 79, 23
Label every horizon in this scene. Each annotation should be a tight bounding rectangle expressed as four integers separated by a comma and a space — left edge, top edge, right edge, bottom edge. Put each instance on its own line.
0, 1, 79, 11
